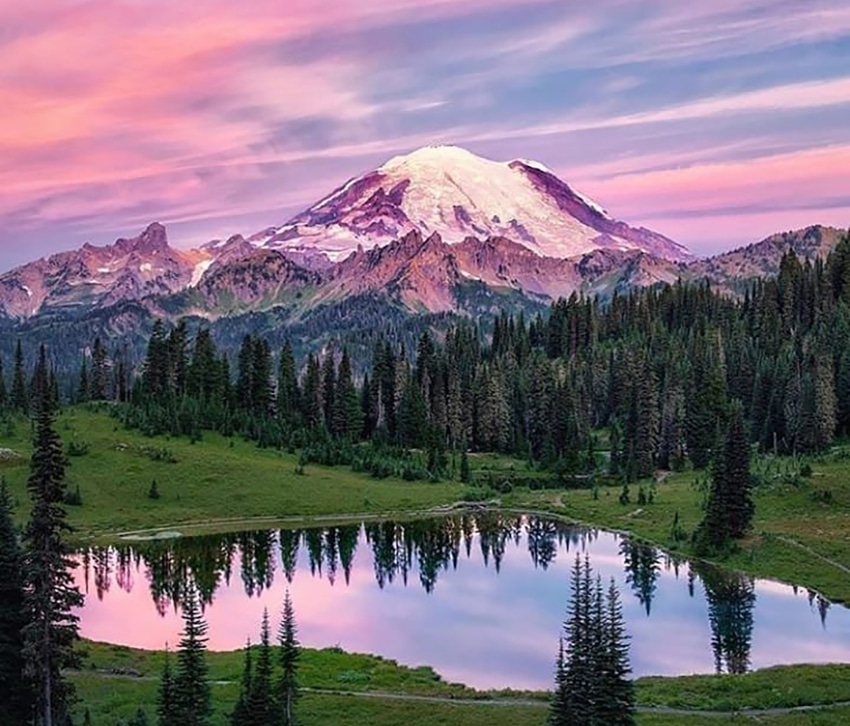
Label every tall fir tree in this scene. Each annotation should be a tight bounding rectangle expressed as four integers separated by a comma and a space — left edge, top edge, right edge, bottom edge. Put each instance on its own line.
0, 477, 31, 725
22, 345, 83, 726
173, 584, 212, 726
91, 336, 109, 400
597, 579, 636, 725
277, 341, 300, 430
230, 640, 253, 726
548, 555, 634, 726
697, 399, 754, 551
12, 340, 28, 414
277, 590, 301, 726
0, 356, 8, 410
247, 610, 275, 726
157, 646, 177, 726
77, 357, 90, 404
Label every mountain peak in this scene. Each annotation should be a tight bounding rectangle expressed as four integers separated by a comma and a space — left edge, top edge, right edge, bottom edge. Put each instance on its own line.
380, 144, 492, 170
115, 221, 169, 255
268, 146, 692, 263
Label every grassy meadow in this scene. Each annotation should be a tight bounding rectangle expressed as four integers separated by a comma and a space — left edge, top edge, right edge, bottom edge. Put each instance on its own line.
71, 641, 850, 726
4, 407, 850, 723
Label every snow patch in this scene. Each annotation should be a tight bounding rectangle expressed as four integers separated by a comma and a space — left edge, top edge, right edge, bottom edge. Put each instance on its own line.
514, 158, 553, 174
309, 176, 363, 211
21, 284, 32, 298
190, 259, 213, 287
97, 267, 111, 274
139, 263, 153, 273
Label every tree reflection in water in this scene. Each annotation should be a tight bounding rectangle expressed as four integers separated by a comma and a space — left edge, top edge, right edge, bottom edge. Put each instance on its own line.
78, 515, 784, 674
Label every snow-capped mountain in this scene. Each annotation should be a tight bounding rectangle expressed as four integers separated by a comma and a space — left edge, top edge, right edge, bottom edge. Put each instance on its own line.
3, 145, 842, 327
259, 145, 693, 263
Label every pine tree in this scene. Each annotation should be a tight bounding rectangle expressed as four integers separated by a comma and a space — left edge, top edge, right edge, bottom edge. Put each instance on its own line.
143, 321, 170, 401
277, 590, 300, 726
173, 584, 211, 726
697, 399, 753, 551
22, 345, 83, 726
550, 555, 592, 725
247, 610, 275, 726
230, 640, 252, 726
0, 477, 31, 724
459, 447, 471, 484
321, 354, 336, 432
597, 579, 636, 725
91, 336, 109, 400
12, 340, 27, 414
77, 357, 90, 403
0, 356, 7, 411
277, 341, 300, 430
157, 646, 177, 726
334, 349, 362, 440
251, 337, 273, 419
548, 555, 634, 726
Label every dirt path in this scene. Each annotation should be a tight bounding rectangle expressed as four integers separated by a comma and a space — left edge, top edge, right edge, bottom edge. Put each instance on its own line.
73, 671, 850, 717
302, 689, 850, 717
108, 503, 492, 540
775, 535, 850, 577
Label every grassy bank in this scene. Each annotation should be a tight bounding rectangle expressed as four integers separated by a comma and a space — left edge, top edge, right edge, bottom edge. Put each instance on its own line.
72, 641, 850, 726
0, 408, 465, 537
2, 408, 850, 603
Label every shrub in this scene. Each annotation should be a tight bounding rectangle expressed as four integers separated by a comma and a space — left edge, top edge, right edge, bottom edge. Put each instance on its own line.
67, 440, 90, 457
147, 480, 160, 500
64, 484, 83, 506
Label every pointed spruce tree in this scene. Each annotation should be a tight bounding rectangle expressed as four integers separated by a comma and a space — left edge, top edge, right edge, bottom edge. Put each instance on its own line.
229, 639, 253, 726
247, 609, 275, 726
157, 646, 177, 726
22, 345, 83, 726
12, 340, 27, 414
549, 555, 634, 726
0, 477, 31, 725
77, 358, 90, 404
0, 356, 8, 411
277, 590, 301, 726
173, 584, 212, 726
597, 579, 636, 725
697, 399, 754, 552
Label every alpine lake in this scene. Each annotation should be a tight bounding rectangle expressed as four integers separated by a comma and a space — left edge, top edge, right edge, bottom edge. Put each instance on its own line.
74, 513, 850, 690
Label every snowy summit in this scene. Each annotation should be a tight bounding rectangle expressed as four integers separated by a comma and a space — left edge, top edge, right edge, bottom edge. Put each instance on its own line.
258, 145, 692, 263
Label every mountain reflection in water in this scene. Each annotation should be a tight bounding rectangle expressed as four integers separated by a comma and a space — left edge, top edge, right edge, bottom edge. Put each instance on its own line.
75, 515, 850, 689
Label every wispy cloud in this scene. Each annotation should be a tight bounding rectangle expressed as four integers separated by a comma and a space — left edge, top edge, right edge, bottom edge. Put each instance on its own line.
1, 0, 849, 267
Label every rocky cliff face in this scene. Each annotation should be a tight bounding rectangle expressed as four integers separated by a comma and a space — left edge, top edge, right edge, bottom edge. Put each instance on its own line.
0, 223, 213, 318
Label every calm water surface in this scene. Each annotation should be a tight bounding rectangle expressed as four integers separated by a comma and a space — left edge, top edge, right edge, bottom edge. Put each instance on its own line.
74, 515, 850, 689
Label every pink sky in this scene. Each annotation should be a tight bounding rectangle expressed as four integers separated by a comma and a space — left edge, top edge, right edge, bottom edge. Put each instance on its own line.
2, 0, 849, 269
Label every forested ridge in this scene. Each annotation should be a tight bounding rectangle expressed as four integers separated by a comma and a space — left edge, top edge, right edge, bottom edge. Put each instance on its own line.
4, 239, 850, 478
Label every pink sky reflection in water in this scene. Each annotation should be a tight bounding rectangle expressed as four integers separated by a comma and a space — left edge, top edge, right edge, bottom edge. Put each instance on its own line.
73, 523, 850, 690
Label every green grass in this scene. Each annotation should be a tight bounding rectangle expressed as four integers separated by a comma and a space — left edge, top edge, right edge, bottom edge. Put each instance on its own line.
4, 407, 850, 603
505, 462, 850, 602
71, 642, 850, 726
638, 664, 850, 710
0, 408, 466, 539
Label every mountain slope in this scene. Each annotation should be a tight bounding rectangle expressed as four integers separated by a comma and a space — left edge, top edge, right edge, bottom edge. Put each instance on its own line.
0, 223, 212, 319
263, 145, 693, 263
688, 226, 845, 284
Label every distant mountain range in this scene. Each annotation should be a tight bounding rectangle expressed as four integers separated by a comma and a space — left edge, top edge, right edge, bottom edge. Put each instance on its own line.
0, 146, 846, 355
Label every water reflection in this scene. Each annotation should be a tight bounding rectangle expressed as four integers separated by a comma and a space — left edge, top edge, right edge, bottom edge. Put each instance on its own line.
75, 515, 850, 689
